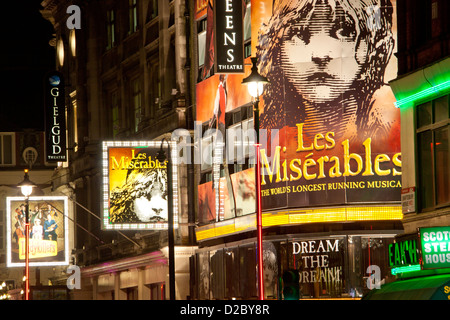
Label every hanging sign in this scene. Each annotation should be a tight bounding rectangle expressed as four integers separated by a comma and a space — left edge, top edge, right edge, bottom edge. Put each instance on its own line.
420, 226, 450, 269
401, 187, 416, 214
102, 141, 179, 230
44, 71, 67, 162
388, 236, 419, 268
214, 0, 244, 73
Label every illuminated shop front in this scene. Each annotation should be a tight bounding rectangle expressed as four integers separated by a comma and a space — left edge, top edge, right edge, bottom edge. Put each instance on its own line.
363, 226, 450, 300
193, 211, 402, 299
193, 0, 403, 299
389, 56, 450, 234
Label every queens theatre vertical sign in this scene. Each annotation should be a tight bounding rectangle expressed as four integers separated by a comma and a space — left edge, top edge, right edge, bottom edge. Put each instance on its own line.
45, 71, 67, 162
214, 0, 244, 73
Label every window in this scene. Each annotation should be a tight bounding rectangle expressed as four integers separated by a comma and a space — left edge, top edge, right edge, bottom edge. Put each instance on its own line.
150, 283, 165, 300
111, 91, 120, 137
432, 1, 438, 20
129, 0, 138, 34
197, 18, 207, 72
243, 0, 251, 58
131, 78, 142, 133
0, 210, 3, 251
124, 287, 138, 300
168, 4, 175, 28
227, 119, 254, 168
0, 133, 14, 166
227, 106, 255, 170
201, 131, 214, 172
416, 94, 450, 211
146, 0, 158, 22
416, 0, 432, 45
106, 9, 116, 49
70, 90, 79, 152
148, 56, 161, 117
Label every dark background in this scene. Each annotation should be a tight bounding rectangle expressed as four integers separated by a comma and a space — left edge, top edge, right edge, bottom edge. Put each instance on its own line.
0, 1, 55, 131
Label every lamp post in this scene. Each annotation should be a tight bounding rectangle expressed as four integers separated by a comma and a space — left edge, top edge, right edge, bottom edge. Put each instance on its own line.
242, 57, 269, 300
156, 138, 175, 300
17, 169, 37, 300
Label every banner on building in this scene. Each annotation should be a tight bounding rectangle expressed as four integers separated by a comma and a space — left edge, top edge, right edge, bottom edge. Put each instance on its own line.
102, 141, 179, 230
6, 196, 69, 267
44, 71, 67, 163
195, 0, 401, 223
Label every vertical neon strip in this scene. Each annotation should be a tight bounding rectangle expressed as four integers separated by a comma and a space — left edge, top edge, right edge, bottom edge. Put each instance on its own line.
256, 142, 264, 300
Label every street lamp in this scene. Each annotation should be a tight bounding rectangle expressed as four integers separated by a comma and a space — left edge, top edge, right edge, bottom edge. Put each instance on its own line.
156, 138, 175, 300
242, 57, 269, 300
17, 169, 37, 300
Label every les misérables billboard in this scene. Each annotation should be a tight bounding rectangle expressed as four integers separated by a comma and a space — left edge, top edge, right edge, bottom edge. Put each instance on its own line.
195, 0, 400, 223
6, 197, 69, 267
102, 141, 178, 230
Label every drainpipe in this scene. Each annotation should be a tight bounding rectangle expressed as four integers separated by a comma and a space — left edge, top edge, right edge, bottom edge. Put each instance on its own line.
184, 0, 196, 246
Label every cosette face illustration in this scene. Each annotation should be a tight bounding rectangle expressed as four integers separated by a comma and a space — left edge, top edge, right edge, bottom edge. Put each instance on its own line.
280, 1, 368, 104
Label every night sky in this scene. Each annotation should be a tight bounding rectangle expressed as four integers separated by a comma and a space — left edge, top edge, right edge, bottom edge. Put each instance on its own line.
0, 1, 55, 131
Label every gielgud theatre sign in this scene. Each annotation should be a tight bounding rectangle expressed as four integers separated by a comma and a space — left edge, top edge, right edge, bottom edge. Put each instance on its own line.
44, 71, 67, 163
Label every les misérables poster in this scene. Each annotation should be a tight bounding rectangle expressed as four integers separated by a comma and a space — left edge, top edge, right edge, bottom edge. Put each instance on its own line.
195, 0, 400, 223
103, 142, 178, 230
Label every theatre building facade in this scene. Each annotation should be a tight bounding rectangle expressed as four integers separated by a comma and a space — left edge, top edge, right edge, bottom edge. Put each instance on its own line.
191, 0, 404, 299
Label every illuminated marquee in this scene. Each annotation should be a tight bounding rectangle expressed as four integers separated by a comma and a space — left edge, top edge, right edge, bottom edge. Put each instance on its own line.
195, 206, 403, 241
6, 196, 69, 267
102, 141, 179, 230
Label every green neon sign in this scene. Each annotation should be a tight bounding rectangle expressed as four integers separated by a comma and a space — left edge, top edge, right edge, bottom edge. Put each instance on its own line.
388, 238, 419, 268
391, 264, 421, 276
394, 79, 450, 108
420, 226, 450, 269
